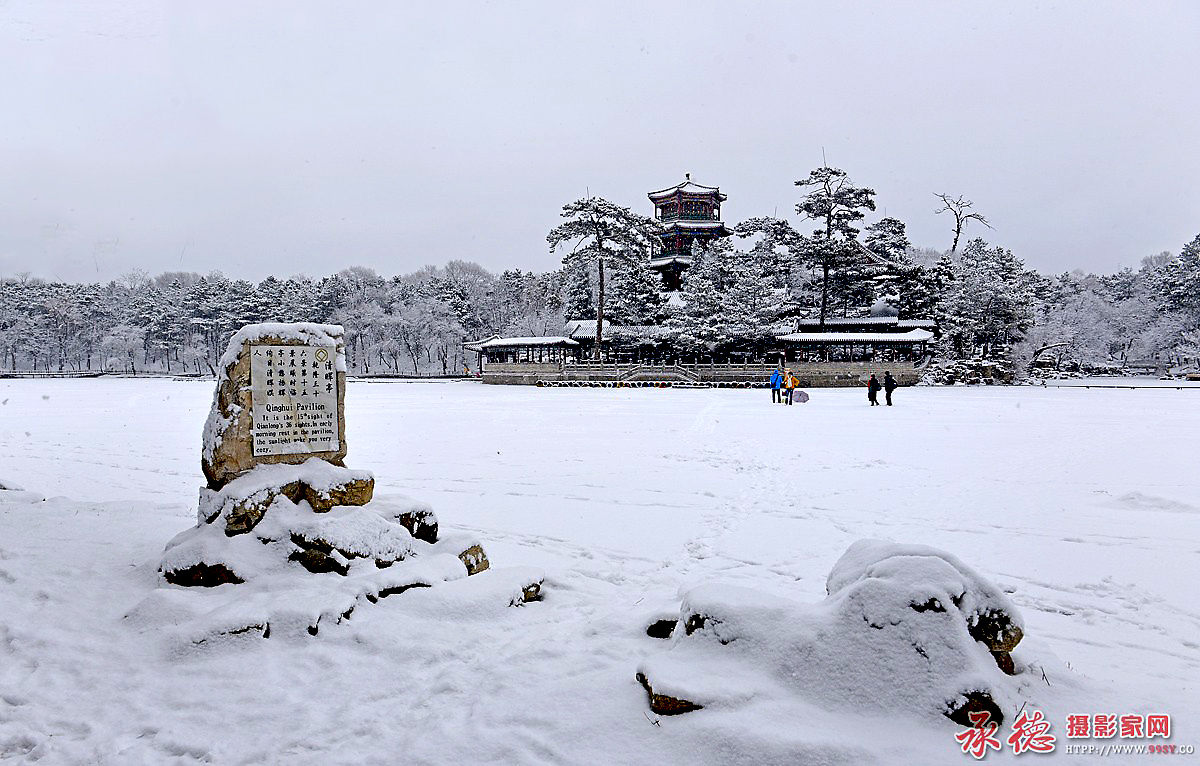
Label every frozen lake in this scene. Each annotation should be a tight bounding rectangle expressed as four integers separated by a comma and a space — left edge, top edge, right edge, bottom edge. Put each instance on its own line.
1, 378, 1198, 763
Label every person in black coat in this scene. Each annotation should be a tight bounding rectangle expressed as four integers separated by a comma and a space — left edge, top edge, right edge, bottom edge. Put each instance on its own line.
867, 374, 881, 406
884, 371, 897, 406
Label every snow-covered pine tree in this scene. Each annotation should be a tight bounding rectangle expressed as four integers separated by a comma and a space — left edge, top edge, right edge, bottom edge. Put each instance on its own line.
547, 197, 660, 359
667, 239, 729, 353
724, 241, 783, 349
668, 238, 779, 356
863, 217, 911, 263
938, 239, 1035, 359
1160, 233, 1200, 320
563, 261, 595, 320
793, 166, 878, 326
1179, 328, 1200, 366
606, 256, 667, 326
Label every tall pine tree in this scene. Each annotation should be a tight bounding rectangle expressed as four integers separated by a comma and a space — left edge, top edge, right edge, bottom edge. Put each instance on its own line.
794, 166, 877, 325
547, 197, 660, 359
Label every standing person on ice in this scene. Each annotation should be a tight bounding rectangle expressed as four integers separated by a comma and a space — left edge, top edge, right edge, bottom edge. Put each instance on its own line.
883, 371, 898, 406
783, 368, 799, 405
769, 367, 783, 404
867, 374, 881, 406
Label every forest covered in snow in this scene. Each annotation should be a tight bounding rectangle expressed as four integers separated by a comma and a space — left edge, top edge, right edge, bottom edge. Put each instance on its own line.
3, 170, 1198, 378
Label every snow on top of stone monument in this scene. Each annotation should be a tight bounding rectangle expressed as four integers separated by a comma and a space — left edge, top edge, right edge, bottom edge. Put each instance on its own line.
217, 322, 347, 383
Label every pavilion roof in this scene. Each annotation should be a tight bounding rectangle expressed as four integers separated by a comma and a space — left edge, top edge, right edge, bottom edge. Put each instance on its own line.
648, 255, 693, 269
648, 178, 727, 202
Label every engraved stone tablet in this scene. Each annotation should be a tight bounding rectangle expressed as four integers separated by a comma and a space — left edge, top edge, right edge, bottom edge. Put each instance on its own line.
202, 323, 348, 490
250, 345, 340, 456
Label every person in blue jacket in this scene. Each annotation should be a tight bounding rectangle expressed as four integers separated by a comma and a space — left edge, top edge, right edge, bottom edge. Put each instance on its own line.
769, 367, 783, 403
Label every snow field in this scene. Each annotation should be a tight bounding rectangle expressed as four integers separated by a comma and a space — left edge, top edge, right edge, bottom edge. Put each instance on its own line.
1, 378, 1198, 764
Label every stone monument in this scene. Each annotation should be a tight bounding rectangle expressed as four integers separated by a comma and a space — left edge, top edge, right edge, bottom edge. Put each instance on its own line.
151, 322, 540, 639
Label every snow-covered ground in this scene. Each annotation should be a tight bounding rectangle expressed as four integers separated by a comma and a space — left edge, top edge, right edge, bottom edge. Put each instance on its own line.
1, 378, 1198, 764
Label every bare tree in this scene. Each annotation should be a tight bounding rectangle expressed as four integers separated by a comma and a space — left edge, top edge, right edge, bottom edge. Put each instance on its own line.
934, 193, 992, 253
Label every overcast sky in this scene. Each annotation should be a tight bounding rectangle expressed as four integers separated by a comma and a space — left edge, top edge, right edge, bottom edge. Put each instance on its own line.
2, 1, 1197, 284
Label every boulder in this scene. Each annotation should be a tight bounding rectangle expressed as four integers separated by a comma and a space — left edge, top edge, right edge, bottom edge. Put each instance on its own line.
303, 474, 374, 512
636, 541, 1031, 724
827, 539, 1024, 672
945, 690, 1005, 727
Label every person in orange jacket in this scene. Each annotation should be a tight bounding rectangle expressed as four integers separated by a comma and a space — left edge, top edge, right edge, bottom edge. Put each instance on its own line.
783, 368, 799, 405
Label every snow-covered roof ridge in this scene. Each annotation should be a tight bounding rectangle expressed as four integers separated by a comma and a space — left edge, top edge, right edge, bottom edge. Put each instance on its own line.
564, 320, 670, 341
660, 220, 729, 230
648, 255, 694, 268
795, 316, 901, 327
466, 336, 579, 350
777, 329, 934, 343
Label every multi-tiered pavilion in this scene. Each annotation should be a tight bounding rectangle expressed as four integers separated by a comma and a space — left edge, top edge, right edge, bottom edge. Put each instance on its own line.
466, 174, 938, 386
647, 175, 732, 290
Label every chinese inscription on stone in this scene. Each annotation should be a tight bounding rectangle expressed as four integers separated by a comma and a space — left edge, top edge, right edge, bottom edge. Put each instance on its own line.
250, 344, 339, 456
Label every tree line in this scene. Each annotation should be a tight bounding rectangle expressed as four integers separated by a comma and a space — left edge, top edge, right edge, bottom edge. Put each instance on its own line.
2, 166, 1197, 376
0, 263, 564, 375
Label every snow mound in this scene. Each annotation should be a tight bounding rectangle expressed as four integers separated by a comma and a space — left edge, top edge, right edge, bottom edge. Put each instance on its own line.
638, 540, 1033, 727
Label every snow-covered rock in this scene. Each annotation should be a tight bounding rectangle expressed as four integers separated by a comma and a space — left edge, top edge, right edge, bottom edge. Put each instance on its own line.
198, 458, 375, 533
637, 540, 1033, 727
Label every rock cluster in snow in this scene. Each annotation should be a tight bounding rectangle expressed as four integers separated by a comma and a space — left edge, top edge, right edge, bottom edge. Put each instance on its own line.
921, 358, 1016, 385
153, 323, 540, 638
637, 540, 1029, 727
